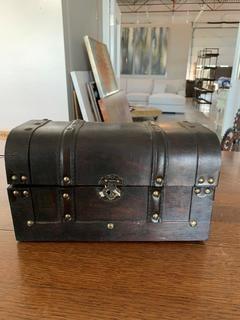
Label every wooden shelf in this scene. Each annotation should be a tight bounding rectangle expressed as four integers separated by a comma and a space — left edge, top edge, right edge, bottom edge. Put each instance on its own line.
203, 66, 217, 70
196, 78, 216, 82
202, 53, 219, 58
194, 98, 212, 105
194, 87, 214, 94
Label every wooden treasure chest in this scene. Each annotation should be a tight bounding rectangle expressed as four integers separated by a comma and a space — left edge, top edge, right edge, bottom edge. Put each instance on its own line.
5, 119, 221, 241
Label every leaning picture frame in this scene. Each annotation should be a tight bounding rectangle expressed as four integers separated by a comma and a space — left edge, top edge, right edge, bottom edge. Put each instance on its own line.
70, 71, 97, 122
84, 36, 119, 98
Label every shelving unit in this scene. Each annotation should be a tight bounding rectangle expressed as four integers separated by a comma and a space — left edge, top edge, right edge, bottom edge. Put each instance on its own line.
194, 48, 219, 108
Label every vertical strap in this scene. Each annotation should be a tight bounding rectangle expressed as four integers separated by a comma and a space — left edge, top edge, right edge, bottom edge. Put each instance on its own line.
180, 121, 221, 227
59, 120, 85, 222
59, 187, 75, 223
180, 121, 221, 187
8, 186, 35, 238
149, 122, 166, 187
59, 120, 85, 186
147, 122, 166, 223
5, 119, 50, 185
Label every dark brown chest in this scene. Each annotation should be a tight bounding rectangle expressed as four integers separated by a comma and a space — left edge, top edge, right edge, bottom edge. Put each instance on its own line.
5, 120, 221, 241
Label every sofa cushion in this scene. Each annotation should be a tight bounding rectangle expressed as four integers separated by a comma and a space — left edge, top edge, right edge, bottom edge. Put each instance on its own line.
127, 78, 153, 94
166, 83, 178, 94
149, 93, 185, 106
152, 81, 166, 94
127, 92, 149, 103
165, 80, 185, 94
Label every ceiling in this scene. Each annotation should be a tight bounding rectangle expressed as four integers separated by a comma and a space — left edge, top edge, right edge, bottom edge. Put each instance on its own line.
117, 0, 240, 14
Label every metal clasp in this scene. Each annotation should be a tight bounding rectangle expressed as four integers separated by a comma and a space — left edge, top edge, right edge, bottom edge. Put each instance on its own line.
98, 175, 123, 201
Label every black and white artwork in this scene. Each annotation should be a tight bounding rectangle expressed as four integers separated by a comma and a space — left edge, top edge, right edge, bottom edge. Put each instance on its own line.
121, 27, 168, 76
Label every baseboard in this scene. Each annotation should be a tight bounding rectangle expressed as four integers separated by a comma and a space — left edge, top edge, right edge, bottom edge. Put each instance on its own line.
0, 131, 9, 140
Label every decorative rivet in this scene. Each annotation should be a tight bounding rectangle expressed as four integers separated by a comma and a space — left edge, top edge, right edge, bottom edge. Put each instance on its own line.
21, 175, 28, 182
64, 214, 72, 221
63, 176, 70, 184
27, 220, 34, 227
198, 177, 205, 184
22, 190, 29, 197
12, 190, 20, 197
107, 223, 114, 230
208, 177, 214, 184
194, 188, 201, 195
62, 193, 70, 200
190, 219, 198, 228
156, 177, 163, 185
152, 213, 160, 223
205, 188, 212, 194
11, 175, 18, 181
153, 190, 160, 198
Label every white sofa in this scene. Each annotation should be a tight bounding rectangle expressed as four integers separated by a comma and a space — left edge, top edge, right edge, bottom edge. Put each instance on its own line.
120, 77, 186, 113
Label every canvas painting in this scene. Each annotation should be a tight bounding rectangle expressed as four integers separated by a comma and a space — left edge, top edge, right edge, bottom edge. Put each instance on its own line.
121, 28, 134, 74
133, 27, 151, 75
70, 71, 96, 122
84, 36, 119, 98
121, 27, 168, 76
151, 27, 168, 75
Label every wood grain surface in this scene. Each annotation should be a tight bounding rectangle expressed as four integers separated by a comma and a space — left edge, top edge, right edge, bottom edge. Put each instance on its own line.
0, 139, 239, 320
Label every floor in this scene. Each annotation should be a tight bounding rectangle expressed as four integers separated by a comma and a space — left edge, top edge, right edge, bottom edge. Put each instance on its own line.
158, 98, 222, 138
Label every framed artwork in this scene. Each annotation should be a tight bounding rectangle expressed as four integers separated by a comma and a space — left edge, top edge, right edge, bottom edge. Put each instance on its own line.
98, 91, 132, 123
71, 71, 97, 122
121, 27, 168, 76
84, 36, 119, 98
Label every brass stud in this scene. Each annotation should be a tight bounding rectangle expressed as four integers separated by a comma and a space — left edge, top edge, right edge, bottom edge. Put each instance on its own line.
11, 175, 18, 181
152, 213, 160, 223
22, 190, 29, 197
13, 190, 20, 197
208, 177, 214, 184
189, 219, 198, 228
62, 193, 70, 200
156, 177, 163, 185
205, 188, 212, 195
194, 188, 201, 195
64, 214, 72, 221
21, 175, 28, 182
153, 190, 160, 198
27, 220, 34, 227
107, 223, 114, 230
198, 177, 205, 184
63, 176, 70, 184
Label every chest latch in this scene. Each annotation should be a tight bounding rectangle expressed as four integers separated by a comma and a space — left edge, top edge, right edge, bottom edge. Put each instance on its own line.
98, 175, 123, 201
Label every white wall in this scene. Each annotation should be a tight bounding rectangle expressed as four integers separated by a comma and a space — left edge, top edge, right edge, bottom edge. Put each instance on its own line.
102, 0, 122, 79
0, 0, 69, 130
166, 24, 192, 80
222, 26, 240, 135
62, 0, 102, 72
188, 27, 238, 79
62, 0, 103, 119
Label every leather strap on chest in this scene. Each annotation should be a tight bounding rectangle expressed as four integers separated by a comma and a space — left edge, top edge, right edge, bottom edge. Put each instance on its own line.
5, 119, 50, 185
147, 122, 167, 223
